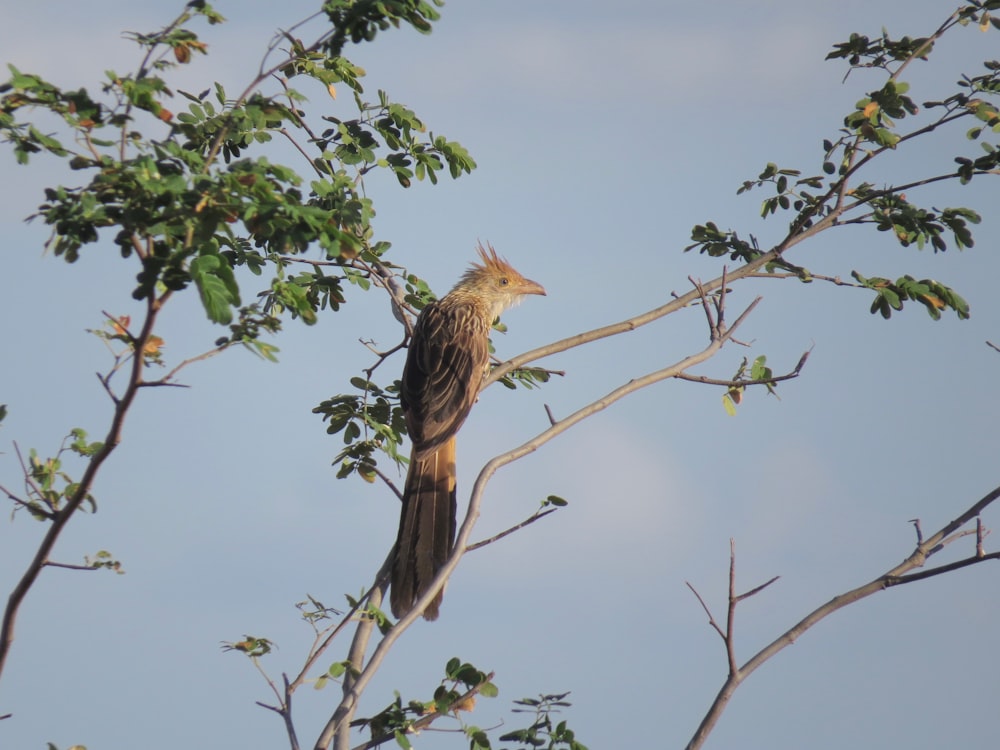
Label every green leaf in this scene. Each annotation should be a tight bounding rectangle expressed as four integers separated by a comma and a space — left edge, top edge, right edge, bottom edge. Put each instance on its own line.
190, 254, 241, 324
479, 681, 499, 698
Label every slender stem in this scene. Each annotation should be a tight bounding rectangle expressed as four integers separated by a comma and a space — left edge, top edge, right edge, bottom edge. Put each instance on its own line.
0, 293, 162, 680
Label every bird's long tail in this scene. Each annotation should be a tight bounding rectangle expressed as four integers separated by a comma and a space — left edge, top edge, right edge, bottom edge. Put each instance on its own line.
390, 437, 457, 620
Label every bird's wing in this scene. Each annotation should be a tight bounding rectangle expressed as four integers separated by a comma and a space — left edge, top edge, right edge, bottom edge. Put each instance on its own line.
401, 300, 489, 457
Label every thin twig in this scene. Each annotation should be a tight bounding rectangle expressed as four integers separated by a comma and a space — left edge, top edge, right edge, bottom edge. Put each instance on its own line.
685, 582, 726, 642
42, 561, 100, 572
724, 540, 738, 676
371, 466, 404, 502
141, 343, 231, 387
467, 507, 559, 551
734, 576, 781, 604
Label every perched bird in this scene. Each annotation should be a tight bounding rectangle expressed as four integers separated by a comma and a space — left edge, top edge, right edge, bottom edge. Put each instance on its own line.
390, 243, 546, 620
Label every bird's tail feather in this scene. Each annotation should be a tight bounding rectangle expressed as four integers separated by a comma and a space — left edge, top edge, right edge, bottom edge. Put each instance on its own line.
390, 437, 457, 620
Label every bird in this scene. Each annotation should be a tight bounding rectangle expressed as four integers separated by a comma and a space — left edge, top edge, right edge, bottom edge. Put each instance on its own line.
390, 242, 546, 620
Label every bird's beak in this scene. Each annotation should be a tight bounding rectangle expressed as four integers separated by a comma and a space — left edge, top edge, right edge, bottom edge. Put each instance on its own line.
519, 278, 546, 296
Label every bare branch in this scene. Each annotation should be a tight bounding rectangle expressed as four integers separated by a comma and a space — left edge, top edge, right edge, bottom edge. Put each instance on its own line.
725, 540, 738, 676
370, 466, 404, 502
140, 343, 231, 388
685, 582, 726, 643
42, 561, 101, 572
685, 483, 1000, 750
467, 507, 560, 551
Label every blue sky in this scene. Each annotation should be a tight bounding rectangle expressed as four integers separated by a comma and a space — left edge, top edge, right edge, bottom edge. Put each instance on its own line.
1, 1, 999, 749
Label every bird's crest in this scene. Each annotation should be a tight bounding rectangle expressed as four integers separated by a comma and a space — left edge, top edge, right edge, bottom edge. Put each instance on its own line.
469, 241, 518, 278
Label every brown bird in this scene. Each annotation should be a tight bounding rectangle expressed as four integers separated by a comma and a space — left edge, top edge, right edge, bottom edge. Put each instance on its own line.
390, 243, 546, 620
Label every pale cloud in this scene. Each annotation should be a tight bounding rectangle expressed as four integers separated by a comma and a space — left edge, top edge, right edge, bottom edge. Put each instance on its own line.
462, 417, 708, 590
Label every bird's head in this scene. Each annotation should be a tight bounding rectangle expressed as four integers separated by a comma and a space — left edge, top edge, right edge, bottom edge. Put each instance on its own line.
454, 242, 546, 321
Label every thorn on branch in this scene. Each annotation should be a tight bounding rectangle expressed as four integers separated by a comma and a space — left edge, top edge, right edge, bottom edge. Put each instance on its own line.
909, 518, 923, 545
544, 403, 557, 426
255, 700, 284, 715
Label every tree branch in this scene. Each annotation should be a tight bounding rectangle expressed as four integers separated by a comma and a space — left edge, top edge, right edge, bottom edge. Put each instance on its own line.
685, 483, 1000, 750
0, 293, 163, 681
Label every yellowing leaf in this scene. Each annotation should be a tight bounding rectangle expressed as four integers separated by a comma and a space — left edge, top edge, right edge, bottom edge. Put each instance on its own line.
143, 336, 164, 355
921, 293, 945, 309
453, 696, 477, 713
722, 393, 737, 416
863, 101, 879, 118
111, 315, 131, 336
327, 84, 337, 100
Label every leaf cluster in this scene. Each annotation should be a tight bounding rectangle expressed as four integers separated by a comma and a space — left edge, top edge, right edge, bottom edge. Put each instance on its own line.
349, 657, 498, 748
852, 271, 969, 320
314, 377, 407, 481
12, 430, 102, 521
320, 0, 444, 57
686, 3, 1000, 323
0, 0, 473, 338
499, 693, 588, 750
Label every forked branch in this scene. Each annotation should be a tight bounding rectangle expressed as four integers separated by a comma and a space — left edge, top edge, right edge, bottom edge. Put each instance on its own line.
685, 484, 1000, 750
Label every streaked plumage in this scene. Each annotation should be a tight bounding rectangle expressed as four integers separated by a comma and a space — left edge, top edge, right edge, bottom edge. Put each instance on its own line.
390, 243, 545, 620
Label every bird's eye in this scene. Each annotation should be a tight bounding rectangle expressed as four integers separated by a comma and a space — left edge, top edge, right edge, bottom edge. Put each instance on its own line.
499, 277, 509, 286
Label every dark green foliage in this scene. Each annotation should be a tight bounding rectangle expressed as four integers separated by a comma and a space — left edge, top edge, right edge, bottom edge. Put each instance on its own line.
320, 0, 444, 57
314, 377, 408, 481
348, 657, 500, 747
852, 271, 969, 320
499, 693, 589, 750
0, 1, 473, 336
